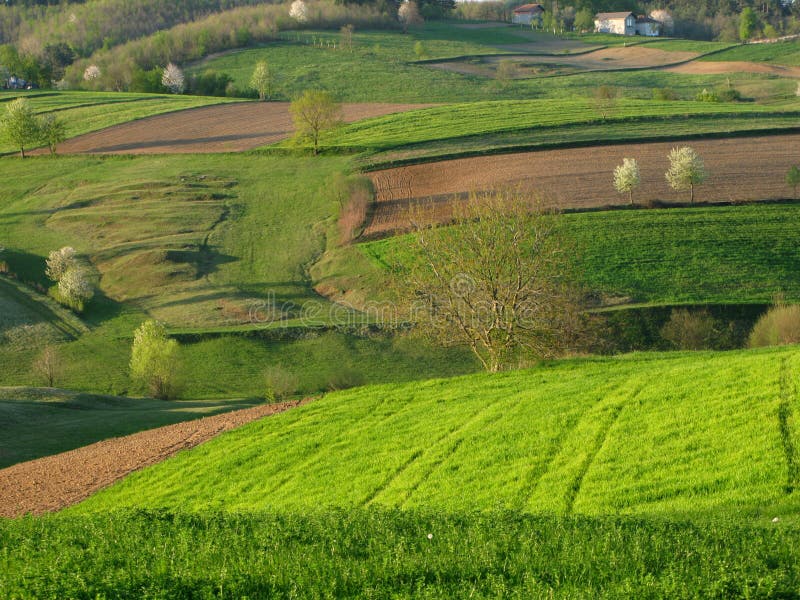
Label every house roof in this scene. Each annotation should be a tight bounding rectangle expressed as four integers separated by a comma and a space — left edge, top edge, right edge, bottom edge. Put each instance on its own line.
636, 15, 661, 24
513, 3, 544, 13
595, 12, 635, 20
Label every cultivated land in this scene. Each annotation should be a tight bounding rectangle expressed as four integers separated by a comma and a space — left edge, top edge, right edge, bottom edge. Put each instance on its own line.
0, 399, 303, 517
0, 91, 235, 155
365, 132, 800, 235
75, 347, 800, 519
5, 17, 800, 597
44, 101, 433, 154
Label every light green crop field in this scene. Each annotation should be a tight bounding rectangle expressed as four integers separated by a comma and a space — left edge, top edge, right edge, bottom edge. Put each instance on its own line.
700, 40, 800, 65
322, 98, 800, 154
0, 91, 236, 155
76, 346, 800, 519
0, 387, 264, 468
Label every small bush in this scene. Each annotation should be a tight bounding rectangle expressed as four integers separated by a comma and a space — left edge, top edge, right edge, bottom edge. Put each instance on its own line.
661, 309, 717, 350
717, 87, 742, 102
696, 88, 719, 103
48, 285, 85, 313
338, 178, 372, 246
326, 368, 364, 392
749, 304, 800, 348
652, 87, 679, 101
264, 366, 299, 402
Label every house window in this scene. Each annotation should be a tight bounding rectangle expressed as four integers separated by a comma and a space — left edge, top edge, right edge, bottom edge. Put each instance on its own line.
627, 17, 634, 27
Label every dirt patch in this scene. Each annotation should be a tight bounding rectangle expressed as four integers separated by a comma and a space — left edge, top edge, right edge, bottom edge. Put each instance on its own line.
427, 46, 699, 79
665, 60, 800, 78
366, 133, 800, 236
0, 400, 306, 517
39, 102, 434, 155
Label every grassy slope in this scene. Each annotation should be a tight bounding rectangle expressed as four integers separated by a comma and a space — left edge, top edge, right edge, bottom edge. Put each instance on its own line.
77, 346, 800, 520
324, 203, 800, 308
194, 29, 790, 105
0, 91, 236, 154
324, 98, 800, 154
700, 39, 800, 65
0, 388, 264, 468
0, 154, 477, 397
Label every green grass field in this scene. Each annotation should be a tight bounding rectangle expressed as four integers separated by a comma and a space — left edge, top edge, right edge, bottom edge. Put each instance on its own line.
700, 39, 800, 65
0, 388, 264, 468
0, 91, 236, 155
0, 153, 477, 398
2, 509, 798, 597
338, 202, 800, 308
322, 98, 800, 155
76, 346, 800, 519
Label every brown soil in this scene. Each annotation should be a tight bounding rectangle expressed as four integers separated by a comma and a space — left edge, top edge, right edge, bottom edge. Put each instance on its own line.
366, 133, 800, 236
428, 46, 698, 78
0, 400, 306, 517
40, 102, 433, 155
664, 60, 800, 78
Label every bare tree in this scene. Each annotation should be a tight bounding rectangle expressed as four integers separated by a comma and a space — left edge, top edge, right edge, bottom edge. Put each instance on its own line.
34, 345, 63, 387
398, 1, 423, 33
340, 24, 354, 52
391, 191, 584, 372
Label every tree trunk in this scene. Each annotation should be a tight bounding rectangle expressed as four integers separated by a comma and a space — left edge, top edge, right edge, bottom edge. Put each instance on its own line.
19, 145, 25, 159
690, 184, 694, 204
629, 189, 633, 205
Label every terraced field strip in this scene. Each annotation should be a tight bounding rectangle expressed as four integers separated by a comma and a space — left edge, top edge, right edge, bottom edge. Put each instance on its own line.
0, 400, 305, 517
75, 348, 800, 517
366, 132, 800, 236
44, 102, 434, 155
665, 61, 800, 78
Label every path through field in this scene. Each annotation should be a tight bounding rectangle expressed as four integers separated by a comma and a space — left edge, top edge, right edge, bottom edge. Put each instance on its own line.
0, 400, 305, 517
44, 102, 432, 155
366, 132, 800, 236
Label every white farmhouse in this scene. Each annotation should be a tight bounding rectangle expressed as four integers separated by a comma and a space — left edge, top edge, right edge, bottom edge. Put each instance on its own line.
594, 12, 662, 36
512, 4, 545, 26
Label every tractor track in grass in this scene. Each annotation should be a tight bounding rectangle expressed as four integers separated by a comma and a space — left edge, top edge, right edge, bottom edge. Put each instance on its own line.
365, 132, 800, 237
34, 102, 434, 155
0, 400, 307, 518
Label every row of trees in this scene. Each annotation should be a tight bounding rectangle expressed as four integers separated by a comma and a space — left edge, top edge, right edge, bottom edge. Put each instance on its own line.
613, 146, 708, 205
0, 97, 65, 157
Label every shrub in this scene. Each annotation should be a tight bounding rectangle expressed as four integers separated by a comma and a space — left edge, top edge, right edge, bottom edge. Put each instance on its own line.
749, 304, 800, 348
326, 368, 364, 391
696, 88, 719, 102
337, 177, 372, 245
57, 266, 94, 306
717, 87, 742, 102
652, 87, 679, 101
660, 309, 717, 350
264, 366, 299, 402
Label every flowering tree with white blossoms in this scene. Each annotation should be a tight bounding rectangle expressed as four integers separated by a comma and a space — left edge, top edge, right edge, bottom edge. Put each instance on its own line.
162, 62, 185, 94
613, 158, 640, 205
289, 0, 307, 23
45, 246, 77, 281
83, 65, 100, 81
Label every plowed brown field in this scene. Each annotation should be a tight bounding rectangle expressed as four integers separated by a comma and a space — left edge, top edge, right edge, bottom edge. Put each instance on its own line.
366, 133, 800, 236
41, 102, 432, 155
665, 60, 800, 78
0, 400, 305, 517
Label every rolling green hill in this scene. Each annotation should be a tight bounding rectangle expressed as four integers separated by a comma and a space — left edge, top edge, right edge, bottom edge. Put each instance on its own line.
76, 346, 800, 520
